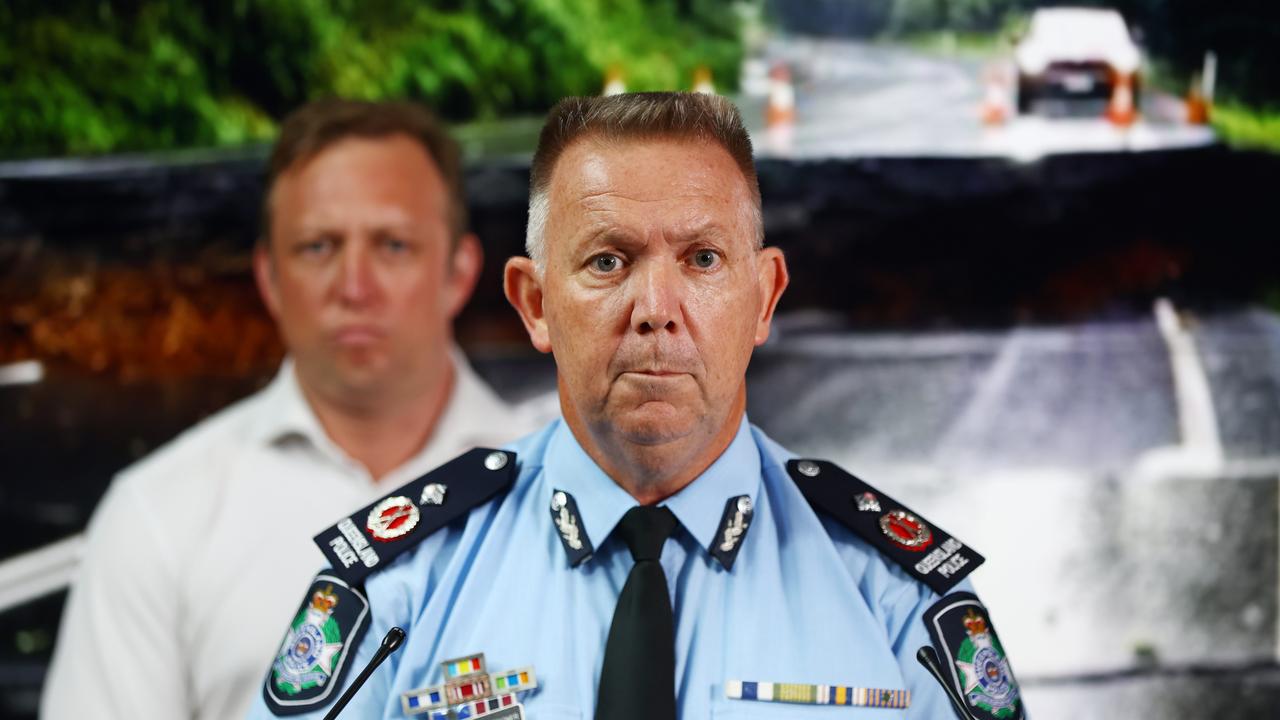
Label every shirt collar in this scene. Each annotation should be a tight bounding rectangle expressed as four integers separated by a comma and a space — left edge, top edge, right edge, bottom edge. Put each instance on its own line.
426, 346, 514, 454
247, 347, 512, 469
247, 357, 331, 449
662, 414, 759, 558
544, 414, 759, 567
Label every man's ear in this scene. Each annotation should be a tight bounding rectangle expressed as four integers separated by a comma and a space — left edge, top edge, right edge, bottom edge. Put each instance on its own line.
504, 257, 552, 353
753, 246, 789, 346
253, 242, 282, 321
445, 232, 484, 320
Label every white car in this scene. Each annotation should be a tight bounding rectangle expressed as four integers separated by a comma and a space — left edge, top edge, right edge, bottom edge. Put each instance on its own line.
1014, 7, 1142, 114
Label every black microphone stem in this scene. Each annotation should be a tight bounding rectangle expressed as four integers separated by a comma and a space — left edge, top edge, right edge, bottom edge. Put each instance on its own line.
916, 646, 979, 720
323, 627, 406, 720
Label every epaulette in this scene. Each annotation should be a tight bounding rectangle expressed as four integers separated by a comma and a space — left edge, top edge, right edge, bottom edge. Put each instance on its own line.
787, 458, 983, 595
264, 448, 518, 716
314, 447, 519, 587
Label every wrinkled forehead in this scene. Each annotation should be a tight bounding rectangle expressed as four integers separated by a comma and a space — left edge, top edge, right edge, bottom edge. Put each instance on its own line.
544, 136, 758, 245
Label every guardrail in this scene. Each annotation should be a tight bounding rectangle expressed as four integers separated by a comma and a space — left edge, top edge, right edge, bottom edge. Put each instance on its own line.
0, 534, 85, 614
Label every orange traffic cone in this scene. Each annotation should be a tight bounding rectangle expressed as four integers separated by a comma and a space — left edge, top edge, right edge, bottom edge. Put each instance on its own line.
1185, 72, 1210, 125
1106, 72, 1138, 126
692, 65, 715, 95
765, 64, 796, 128
1185, 90, 1210, 125
980, 63, 1011, 125
602, 65, 626, 97
764, 63, 796, 154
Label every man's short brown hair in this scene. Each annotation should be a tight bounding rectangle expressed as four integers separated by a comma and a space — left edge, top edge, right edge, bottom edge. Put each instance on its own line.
261, 99, 467, 244
525, 92, 762, 267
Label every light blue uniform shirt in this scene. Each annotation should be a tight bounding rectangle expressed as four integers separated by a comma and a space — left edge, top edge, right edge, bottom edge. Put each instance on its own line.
248, 416, 974, 719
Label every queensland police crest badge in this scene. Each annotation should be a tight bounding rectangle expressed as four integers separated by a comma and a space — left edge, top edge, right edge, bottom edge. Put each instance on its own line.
263, 573, 370, 715
923, 592, 1024, 720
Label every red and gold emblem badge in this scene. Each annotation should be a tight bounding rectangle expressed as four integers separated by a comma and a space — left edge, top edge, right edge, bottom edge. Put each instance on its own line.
367, 496, 420, 542
878, 509, 933, 551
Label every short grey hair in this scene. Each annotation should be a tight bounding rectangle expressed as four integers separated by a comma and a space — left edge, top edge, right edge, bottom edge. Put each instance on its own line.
525, 92, 764, 269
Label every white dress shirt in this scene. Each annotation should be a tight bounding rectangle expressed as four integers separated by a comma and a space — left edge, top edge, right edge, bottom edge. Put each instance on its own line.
41, 349, 536, 720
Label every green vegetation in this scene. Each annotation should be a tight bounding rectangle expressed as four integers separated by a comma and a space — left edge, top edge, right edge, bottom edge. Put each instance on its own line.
1264, 285, 1280, 316
0, 0, 746, 158
1210, 103, 1280, 152
1147, 59, 1280, 152
893, 30, 1009, 59
889, 9, 1030, 59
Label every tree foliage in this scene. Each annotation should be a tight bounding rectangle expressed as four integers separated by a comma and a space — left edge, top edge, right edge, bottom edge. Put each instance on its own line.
0, 0, 745, 157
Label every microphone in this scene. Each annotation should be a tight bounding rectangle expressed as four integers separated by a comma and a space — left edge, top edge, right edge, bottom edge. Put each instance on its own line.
916, 646, 979, 720
323, 627, 406, 720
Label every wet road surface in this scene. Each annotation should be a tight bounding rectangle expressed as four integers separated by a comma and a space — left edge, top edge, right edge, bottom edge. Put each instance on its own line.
740, 37, 1217, 160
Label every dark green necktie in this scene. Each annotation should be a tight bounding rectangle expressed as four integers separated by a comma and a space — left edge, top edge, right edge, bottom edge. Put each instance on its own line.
595, 506, 679, 720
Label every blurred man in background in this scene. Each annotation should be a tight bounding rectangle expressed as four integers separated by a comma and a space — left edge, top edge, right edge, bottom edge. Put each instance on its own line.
41, 99, 534, 719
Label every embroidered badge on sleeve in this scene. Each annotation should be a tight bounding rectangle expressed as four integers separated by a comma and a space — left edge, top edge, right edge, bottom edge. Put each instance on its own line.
923, 592, 1024, 720
262, 573, 371, 716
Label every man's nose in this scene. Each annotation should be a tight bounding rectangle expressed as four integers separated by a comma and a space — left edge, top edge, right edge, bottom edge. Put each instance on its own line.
337, 243, 376, 306
630, 259, 681, 334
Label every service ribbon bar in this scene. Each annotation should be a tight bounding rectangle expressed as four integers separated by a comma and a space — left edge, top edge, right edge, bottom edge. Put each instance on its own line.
443, 653, 486, 679
401, 685, 448, 715
455, 693, 519, 719
726, 680, 910, 709
490, 666, 538, 694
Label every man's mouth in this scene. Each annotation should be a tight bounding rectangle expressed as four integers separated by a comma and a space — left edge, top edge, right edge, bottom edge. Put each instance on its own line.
334, 325, 385, 346
621, 368, 690, 377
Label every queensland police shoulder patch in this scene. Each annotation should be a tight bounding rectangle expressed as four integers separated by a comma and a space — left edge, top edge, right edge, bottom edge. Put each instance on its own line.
314, 448, 518, 586
787, 458, 983, 595
923, 592, 1024, 720
263, 573, 370, 716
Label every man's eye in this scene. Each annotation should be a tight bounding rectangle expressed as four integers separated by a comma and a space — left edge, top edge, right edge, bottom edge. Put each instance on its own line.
381, 237, 410, 254
590, 254, 622, 272
691, 249, 721, 269
298, 238, 335, 256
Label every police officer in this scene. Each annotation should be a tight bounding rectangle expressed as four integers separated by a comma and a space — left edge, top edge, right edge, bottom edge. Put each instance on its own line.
247, 92, 1025, 720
